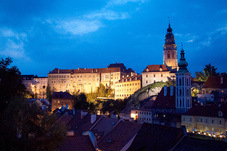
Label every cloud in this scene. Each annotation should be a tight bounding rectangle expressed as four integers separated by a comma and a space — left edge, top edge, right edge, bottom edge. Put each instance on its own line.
175, 33, 198, 44
0, 28, 29, 60
0, 28, 27, 40
200, 24, 227, 46
86, 10, 129, 20
47, 19, 103, 36
108, 0, 146, 5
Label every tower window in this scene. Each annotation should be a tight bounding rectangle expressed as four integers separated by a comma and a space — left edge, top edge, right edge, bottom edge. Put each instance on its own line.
167, 54, 170, 59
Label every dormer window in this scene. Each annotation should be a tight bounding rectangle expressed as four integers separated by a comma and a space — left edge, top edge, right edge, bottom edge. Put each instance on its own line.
160, 68, 163, 72
218, 111, 223, 117
146, 68, 149, 72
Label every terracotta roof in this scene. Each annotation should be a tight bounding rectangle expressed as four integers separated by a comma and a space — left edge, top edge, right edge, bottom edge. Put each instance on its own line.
52, 92, 73, 99
152, 86, 176, 109
108, 63, 126, 69
90, 117, 120, 141
172, 135, 227, 151
117, 75, 142, 83
67, 114, 102, 136
49, 66, 134, 74
140, 100, 155, 111
127, 123, 184, 151
184, 103, 227, 118
57, 136, 95, 151
142, 65, 170, 72
98, 120, 142, 151
203, 76, 227, 89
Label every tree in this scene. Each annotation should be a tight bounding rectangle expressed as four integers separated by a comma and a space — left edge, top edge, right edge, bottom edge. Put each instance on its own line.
0, 57, 26, 113
73, 93, 89, 110
0, 97, 67, 150
195, 63, 218, 82
46, 85, 52, 102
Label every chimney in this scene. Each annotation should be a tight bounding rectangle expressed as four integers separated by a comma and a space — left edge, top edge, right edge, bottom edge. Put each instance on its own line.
73, 108, 75, 115
67, 131, 74, 136
164, 86, 167, 96
170, 86, 174, 96
221, 77, 223, 84
91, 114, 96, 124
58, 69, 60, 73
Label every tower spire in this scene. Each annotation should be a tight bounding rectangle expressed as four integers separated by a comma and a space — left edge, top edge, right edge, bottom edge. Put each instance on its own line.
178, 46, 188, 73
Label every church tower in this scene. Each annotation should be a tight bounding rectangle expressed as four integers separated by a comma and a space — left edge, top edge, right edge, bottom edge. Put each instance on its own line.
163, 23, 178, 71
175, 48, 192, 113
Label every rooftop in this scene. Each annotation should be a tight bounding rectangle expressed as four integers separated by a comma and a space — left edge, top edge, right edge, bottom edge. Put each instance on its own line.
142, 65, 170, 73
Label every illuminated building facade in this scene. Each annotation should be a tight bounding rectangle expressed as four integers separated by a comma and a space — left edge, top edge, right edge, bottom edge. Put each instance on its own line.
51, 92, 74, 111
142, 65, 175, 87
22, 75, 48, 99
48, 63, 135, 94
181, 104, 227, 137
142, 24, 178, 87
163, 23, 178, 71
33, 77, 48, 99
114, 75, 142, 99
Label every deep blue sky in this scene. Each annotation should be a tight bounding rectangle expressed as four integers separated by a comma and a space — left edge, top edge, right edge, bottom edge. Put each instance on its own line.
0, 0, 226, 77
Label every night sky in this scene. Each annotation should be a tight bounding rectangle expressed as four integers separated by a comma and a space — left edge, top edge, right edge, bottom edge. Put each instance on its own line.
0, 0, 226, 77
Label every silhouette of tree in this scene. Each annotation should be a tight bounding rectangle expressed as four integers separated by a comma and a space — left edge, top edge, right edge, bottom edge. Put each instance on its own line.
0, 57, 26, 113
195, 63, 218, 82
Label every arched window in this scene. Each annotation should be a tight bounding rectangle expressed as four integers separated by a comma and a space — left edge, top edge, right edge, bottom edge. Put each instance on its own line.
179, 78, 182, 86
167, 53, 170, 59
180, 99, 182, 107
179, 89, 182, 96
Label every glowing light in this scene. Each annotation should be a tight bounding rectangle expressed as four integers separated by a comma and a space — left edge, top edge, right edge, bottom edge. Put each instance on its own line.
198, 132, 200, 134
213, 135, 216, 137
208, 134, 211, 136
204, 133, 206, 135
220, 135, 222, 138
130, 113, 137, 120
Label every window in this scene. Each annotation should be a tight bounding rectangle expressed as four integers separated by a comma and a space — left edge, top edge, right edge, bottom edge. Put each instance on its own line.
219, 120, 222, 124
190, 118, 192, 122
212, 119, 214, 123
167, 53, 170, 59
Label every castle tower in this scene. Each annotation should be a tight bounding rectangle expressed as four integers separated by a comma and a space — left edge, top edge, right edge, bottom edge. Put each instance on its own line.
175, 48, 192, 113
163, 23, 178, 71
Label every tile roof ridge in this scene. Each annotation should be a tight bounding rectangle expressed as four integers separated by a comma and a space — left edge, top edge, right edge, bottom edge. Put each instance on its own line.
97, 118, 123, 144
66, 110, 80, 127
89, 115, 105, 131
169, 135, 186, 151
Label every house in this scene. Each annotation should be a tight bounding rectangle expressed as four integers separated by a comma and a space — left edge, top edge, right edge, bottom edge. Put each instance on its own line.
52, 92, 74, 112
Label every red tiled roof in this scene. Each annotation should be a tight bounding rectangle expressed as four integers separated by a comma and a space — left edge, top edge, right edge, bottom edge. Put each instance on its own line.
128, 123, 184, 151
67, 114, 102, 136
90, 117, 120, 141
57, 136, 95, 151
98, 120, 142, 151
117, 75, 142, 83
152, 86, 176, 109
203, 76, 227, 89
172, 135, 227, 151
49, 67, 134, 74
184, 103, 227, 118
142, 65, 170, 72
